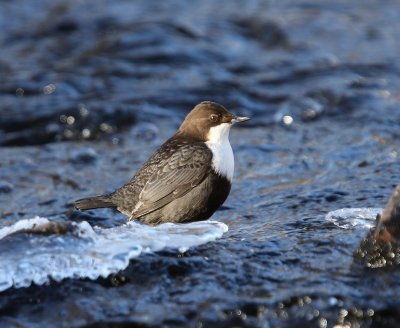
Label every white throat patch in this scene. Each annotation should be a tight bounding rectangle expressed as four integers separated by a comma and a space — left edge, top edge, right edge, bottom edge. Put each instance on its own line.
205, 123, 234, 181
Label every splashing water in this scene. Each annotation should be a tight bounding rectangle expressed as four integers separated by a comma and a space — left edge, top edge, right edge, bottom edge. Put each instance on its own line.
0, 217, 228, 292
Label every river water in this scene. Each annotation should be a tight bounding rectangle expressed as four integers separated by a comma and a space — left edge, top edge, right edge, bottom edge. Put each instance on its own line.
1, 0, 400, 327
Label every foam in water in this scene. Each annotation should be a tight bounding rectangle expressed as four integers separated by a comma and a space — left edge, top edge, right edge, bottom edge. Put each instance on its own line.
325, 208, 382, 229
0, 217, 228, 292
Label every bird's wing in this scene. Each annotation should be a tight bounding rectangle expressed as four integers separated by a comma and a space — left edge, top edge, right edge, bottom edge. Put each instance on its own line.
131, 143, 213, 219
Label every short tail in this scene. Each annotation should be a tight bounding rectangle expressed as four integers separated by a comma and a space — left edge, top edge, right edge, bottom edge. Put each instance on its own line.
74, 195, 116, 211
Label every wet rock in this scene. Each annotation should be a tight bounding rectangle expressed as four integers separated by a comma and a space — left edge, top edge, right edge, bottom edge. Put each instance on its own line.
352, 187, 400, 267
354, 231, 400, 268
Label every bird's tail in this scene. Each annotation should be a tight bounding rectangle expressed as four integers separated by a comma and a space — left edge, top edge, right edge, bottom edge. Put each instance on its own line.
74, 195, 116, 211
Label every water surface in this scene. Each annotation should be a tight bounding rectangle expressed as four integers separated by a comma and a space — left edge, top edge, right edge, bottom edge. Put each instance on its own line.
1, 0, 400, 327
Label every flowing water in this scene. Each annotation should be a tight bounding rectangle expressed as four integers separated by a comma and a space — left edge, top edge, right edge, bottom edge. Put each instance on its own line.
1, 0, 400, 327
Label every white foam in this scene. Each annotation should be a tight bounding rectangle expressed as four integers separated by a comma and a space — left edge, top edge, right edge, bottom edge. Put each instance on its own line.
0, 217, 228, 292
325, 208, 382, 229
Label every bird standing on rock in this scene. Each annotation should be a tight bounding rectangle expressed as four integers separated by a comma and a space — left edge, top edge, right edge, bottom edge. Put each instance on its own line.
74, 101, 250, 225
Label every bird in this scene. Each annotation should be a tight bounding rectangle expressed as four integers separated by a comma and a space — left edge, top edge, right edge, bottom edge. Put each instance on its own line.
374, 184, 400, 242
74, 101, 250, 225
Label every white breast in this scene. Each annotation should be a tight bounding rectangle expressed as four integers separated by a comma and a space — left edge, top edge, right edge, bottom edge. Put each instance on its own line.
205, 123, 234, 182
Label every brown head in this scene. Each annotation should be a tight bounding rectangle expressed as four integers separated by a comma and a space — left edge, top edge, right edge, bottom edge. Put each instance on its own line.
177, 101, 250, 142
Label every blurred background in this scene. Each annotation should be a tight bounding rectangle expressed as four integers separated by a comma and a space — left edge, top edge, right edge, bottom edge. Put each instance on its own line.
1, 0, 400, 327
1, 0, 399, 146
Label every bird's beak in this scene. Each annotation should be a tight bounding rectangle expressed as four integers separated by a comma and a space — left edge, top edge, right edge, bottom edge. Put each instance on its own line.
231, 116, 250, 124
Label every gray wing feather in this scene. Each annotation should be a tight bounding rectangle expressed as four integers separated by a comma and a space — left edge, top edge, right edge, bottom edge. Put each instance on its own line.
131, 143, 212, 218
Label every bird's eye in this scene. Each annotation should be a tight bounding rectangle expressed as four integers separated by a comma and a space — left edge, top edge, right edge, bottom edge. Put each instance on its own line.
210, 114, 219, 122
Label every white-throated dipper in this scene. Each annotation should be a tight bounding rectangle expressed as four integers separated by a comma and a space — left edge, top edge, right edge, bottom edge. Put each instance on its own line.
74, 101, 250, 225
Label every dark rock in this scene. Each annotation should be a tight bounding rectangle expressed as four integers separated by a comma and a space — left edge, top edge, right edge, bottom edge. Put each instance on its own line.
354, 231, 400, 268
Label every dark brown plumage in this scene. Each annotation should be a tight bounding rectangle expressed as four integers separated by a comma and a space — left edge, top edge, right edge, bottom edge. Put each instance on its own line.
74, 101, 249, 225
